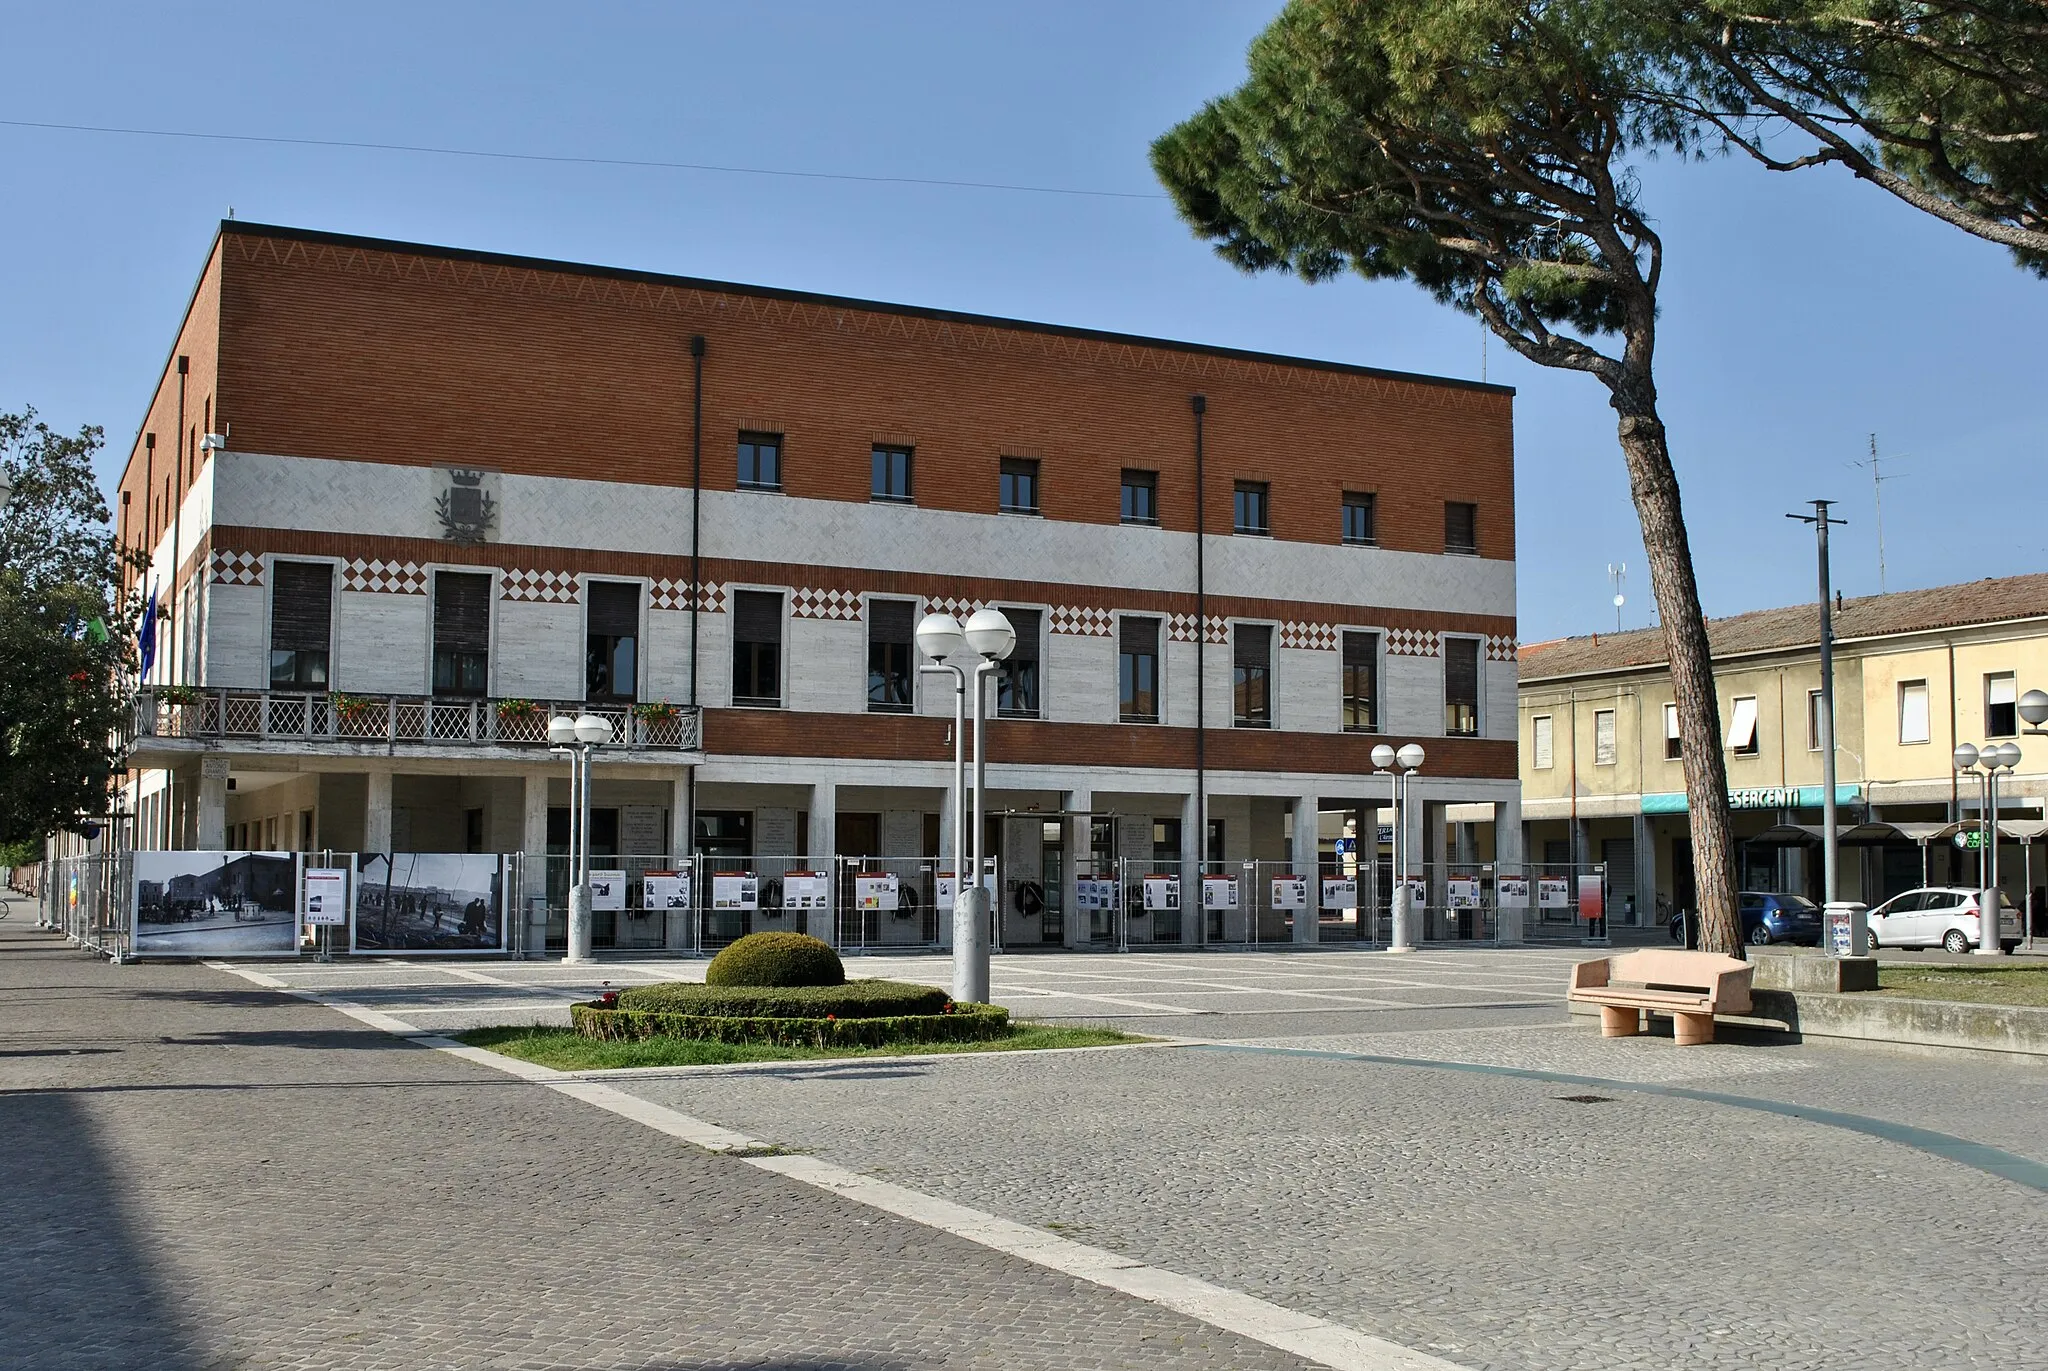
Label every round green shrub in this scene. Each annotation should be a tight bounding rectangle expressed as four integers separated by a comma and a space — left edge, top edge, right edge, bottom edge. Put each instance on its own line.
703, 931, 844, 988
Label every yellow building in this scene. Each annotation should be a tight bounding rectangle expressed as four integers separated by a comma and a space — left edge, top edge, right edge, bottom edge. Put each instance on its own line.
1518, 573, 2048, 929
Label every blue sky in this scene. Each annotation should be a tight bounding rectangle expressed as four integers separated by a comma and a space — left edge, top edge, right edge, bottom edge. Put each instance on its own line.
5, 1, 2042, 642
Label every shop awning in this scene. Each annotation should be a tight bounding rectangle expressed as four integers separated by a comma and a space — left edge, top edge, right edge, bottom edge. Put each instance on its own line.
1744, 819, 2048, 847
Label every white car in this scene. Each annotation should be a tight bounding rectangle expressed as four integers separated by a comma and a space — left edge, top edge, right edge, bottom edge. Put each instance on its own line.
1865, 886, 2023, 953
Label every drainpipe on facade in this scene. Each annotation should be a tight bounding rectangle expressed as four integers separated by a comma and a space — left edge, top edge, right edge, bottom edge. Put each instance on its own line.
1191, 393, 1207, 939
170, 357, 187, 694
687, 334, 705, 865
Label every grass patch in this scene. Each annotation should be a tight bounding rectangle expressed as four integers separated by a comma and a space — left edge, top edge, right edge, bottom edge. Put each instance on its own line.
457, 1022, 1149, 1071
1875, 963, 2048, 1008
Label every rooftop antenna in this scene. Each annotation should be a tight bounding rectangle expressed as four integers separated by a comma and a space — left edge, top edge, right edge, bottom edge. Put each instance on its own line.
1607, 562, 1626, 632
1850, 434, 1906, 593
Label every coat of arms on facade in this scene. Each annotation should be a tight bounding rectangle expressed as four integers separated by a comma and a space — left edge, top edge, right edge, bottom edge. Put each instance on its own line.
435, 467, 500, 545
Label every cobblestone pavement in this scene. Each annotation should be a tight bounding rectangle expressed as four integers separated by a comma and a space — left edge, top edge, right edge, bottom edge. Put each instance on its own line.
0, 918, 1332, 1371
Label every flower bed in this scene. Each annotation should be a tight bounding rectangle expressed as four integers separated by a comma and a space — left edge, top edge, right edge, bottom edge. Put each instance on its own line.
570, 999, 1010, 1049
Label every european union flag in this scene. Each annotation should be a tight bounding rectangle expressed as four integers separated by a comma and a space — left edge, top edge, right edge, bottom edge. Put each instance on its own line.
137, 590, 158, 676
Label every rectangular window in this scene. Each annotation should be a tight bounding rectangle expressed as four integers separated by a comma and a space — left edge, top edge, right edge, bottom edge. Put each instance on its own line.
1987, 672, 2018, 737
1152, 818, 1181, 866
1595, 709, 1617, 765
1342, 492, 1377, 546
1233, 481, 1269, 535
1532, 715, 1554, 770
268, 560, 333, 690
1119, 616, 1160, 723
1899, 679, 1930, 744
871, 445, 914, 502
1808, 689, 1826, 751
999, 457, 1040, 514
1445, 502, 1478, 555
585, 581, 640, 702
1664, 702, 1682, 759
431, 570, 492, 697
1121, 469, 1158, 525
1233, 623, 1272, 726
866, 598, 916, 713
1725, 695, 1758, 755
1341, 631, 1378, 732
1444, 637, 1480, 736
732, 590, 783, 707
997, 607, 1042, 718
737, 431, 782, 491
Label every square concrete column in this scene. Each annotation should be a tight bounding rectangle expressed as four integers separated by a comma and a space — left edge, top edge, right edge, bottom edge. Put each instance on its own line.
520, 772, 551, 958
1065, 786, 1093, 949
1181, 789, 1204, 945
1633, 812, 1658, 930
807, 782, 837, 945
364, 770, 394, 854
936, 778, 959, 951
1292, 794, 1320, 945
196, 757, 229, 850
669, 774, 692, 860
1494, 792, 1524, 944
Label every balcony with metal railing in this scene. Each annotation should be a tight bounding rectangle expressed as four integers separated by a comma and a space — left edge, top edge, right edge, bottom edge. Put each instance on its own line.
126, 687, 701, 757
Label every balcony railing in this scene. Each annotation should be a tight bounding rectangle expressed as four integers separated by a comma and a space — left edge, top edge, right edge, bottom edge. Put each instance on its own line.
129, 688, 701, 752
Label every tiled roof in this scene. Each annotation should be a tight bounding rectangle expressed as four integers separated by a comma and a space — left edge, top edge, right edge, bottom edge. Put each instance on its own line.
1519, 572, 2048, 681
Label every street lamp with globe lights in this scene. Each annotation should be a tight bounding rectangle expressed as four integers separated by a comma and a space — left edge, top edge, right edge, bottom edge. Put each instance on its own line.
549, 711, 614, 963
1954, 740, 2021, 957
1370, 742, 1426, 951
949, 607, 1015, 1005
914, 612, 971, 914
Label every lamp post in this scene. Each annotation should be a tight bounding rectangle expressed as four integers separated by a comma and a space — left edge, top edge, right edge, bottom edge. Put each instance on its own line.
550, 711, 614, 964
915, 613, 971, 909
944, 608, 1015, 1005
1955, 740, 2020, 957
1372, 742, 1426, 951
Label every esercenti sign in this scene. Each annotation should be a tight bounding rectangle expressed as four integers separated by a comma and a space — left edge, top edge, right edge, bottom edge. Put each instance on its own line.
1640, 784, 1861, 815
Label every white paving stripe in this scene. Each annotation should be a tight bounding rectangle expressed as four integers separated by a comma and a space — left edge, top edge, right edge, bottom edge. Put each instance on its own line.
203, 959, 1469, 1371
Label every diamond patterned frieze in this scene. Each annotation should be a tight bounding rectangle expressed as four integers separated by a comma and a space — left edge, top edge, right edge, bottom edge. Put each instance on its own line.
1486, 633, 1519, 661
1049, 605, 1114, 636
501, 569, 581, 603
649, 578, 691, 611
342, 558, 427, 594
210, 550, 264, 586
1385, 627, 1442, 657
1279, 621, 1338, 651
791, 588, 864, 620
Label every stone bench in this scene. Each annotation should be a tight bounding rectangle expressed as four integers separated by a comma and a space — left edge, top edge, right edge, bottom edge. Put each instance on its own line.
1568, 949, 1756, 1046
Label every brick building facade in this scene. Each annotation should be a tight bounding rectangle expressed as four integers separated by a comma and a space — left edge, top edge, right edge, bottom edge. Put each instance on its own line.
119, 221, 1521, 952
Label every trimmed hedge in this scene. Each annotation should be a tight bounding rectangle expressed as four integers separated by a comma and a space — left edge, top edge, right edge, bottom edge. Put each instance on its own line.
615, 978, 948, 1019
571, 1000, 1010, 1048
705, 931, 844, 988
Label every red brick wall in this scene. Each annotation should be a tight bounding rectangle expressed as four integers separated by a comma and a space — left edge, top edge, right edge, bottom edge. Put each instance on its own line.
201, 225, 1515, 562
117, 240, 224, 592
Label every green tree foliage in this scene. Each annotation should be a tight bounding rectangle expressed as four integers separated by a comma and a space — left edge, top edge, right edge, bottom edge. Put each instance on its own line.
1639, 0, 2048, 272
1152, 0, 1749, 953
0, 409, 136, 849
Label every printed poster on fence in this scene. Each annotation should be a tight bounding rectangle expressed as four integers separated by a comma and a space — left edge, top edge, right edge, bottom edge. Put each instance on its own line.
1537, 877, 1571, 909
588, 869, 628, 912
1496, 875, 1530, 907
353, 854, 506, 954
643, 872, 692, 911
1577, 874, 1605, 922
302, 867, 350, 927
712, 873, 758, 910
1270, 876, 1308, 910
781, 871, 830, 910
134, 851, 299, 957
1447, 876, 1481, 909
1321, 877, 1358, 910
934, 871, 996, 905
854, 873, 900, 911
1143, 875, 1180, 911
1201, 875, 1238, 910
1076, 877, 1120, 912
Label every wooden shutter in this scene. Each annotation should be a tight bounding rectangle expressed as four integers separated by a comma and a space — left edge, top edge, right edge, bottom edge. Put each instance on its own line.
870, 598, 914, 645
1003, 607, 1041, 663
1233, 623, 1270, 670
1445, 637, 1479, 705
433, 572, 492, 653
270, 561, 332, 651
733, 590, 781, 646
1120, 615, 1158, 656
587, 581, 639, 637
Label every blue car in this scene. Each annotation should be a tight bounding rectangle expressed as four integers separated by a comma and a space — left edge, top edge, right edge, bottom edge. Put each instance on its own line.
1669, 892, 1825, 947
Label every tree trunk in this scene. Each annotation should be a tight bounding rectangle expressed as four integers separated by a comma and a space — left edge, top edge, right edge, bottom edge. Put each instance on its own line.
1610, 395, 1743, 956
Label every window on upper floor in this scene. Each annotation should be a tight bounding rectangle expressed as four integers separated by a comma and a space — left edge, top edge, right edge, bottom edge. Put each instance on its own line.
737, 432, 782, 491
1341, 631, 1379, 733
999, 458, 1040, 515
1119, 616, 1160, 723
1987, 672, 2018, 737
1444, 637, 1480, 736
997, 608, 1042, 717
732, 590, 783, 708
1664, 702, 1682, 759
1233, 623, 1272, 727
866, 598, 916, 713
1595, 709, 1617, 765
1808, 689, 1827, 751
1729, 695, 1760, 755
269, 560, 333, 691
431, 570, 492, 697
1342, 492, 1377, 546
1445, 502, 1478, 556
1532, 714, 1554, 769
585, 581, 641, 702
1898, 679, 1930, 744
871, 445, 914, 503
1121, 469, 1158, 525
1233, 482, 1269, 536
